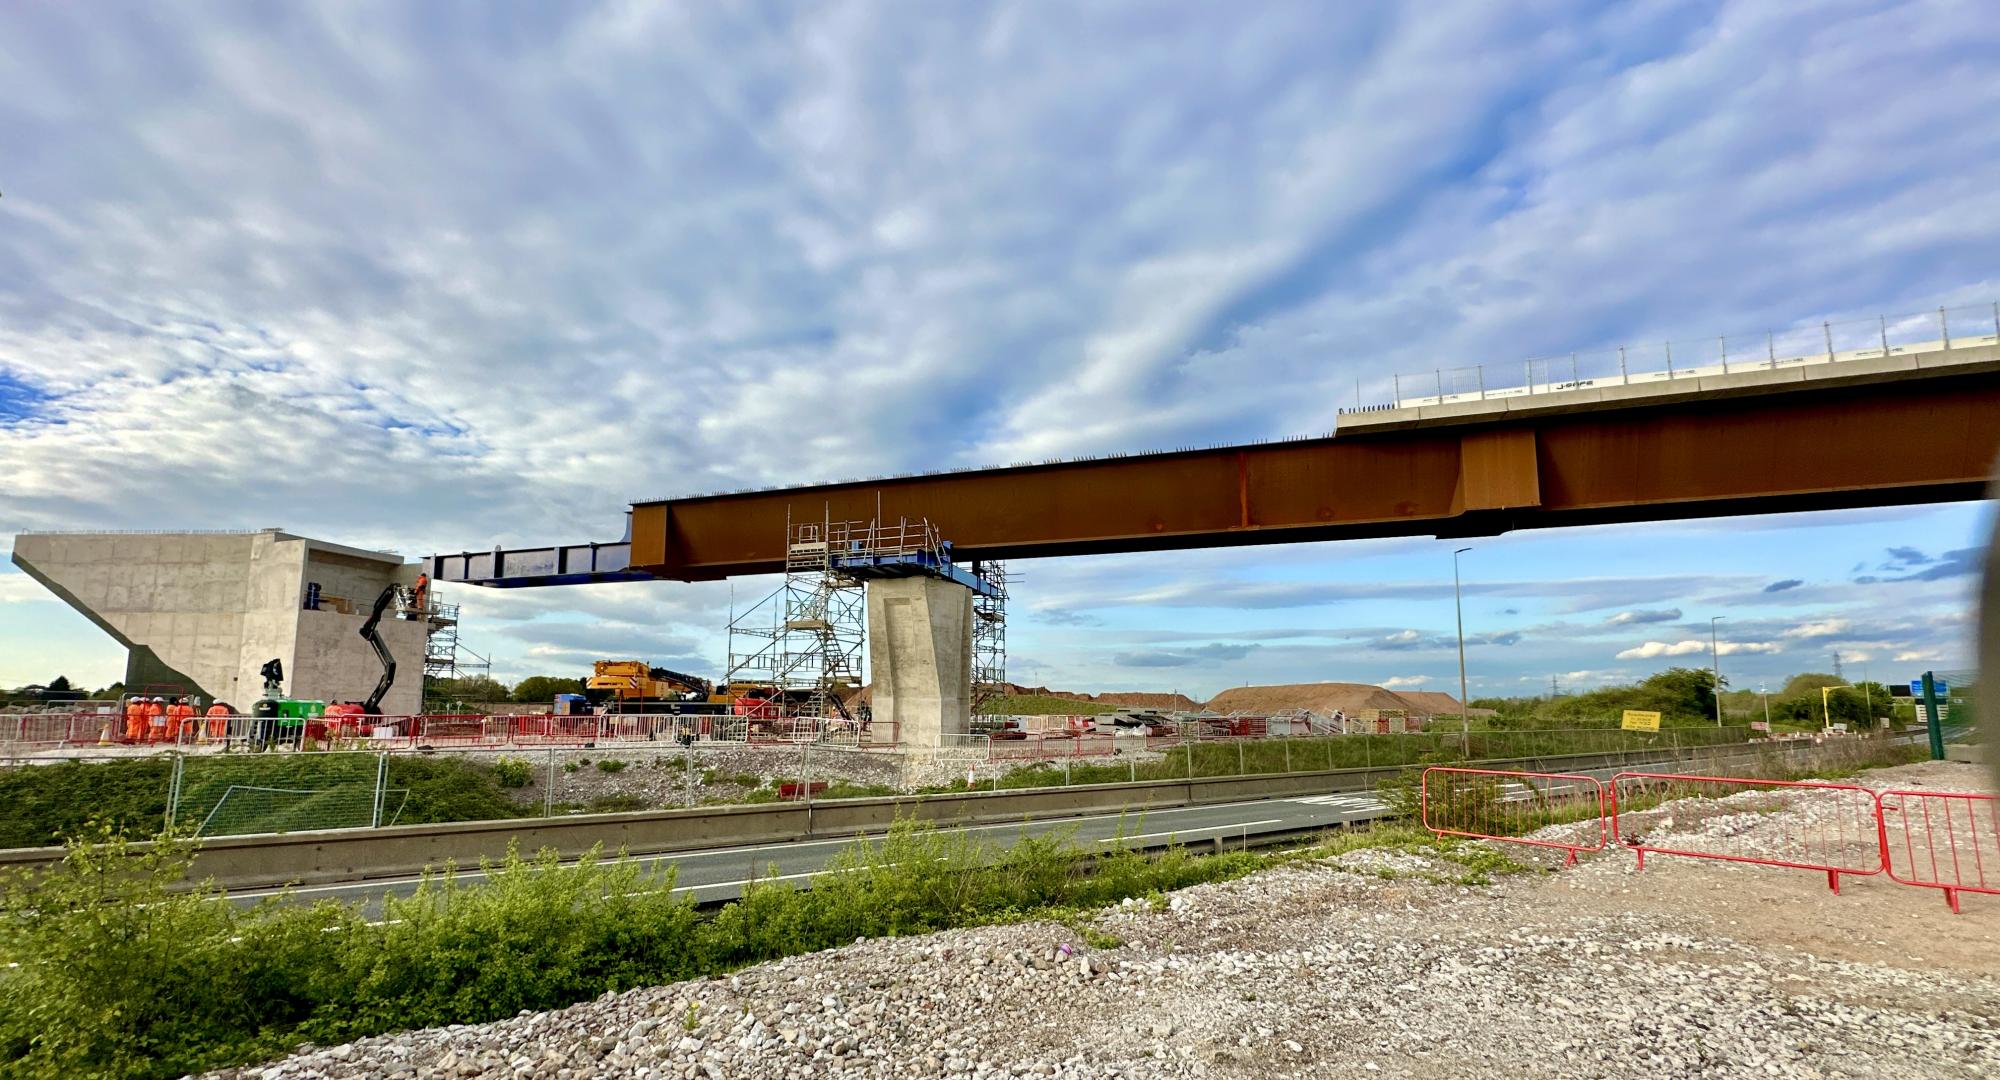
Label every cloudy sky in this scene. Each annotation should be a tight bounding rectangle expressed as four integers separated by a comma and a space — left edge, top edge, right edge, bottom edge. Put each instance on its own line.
1, 0, 1994, 700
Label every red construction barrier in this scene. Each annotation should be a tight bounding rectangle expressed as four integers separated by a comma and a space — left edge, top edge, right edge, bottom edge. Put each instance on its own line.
987, 732, 1115, 762
1612, 772, 1884, 893
3, 712, 117, 747
1878, 789, 1999, 913
1420, 767, 1608, 865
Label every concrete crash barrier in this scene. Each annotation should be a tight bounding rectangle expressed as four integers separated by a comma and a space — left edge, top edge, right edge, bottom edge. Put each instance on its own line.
0, 738, 1872, 890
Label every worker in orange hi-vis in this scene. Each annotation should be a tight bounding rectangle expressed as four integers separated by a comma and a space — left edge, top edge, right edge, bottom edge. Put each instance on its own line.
206, 702, 231, 741
144, 697, 167, 743
411, 572, 429, 616
123, 697, 146, 743
163, 698, 183, 742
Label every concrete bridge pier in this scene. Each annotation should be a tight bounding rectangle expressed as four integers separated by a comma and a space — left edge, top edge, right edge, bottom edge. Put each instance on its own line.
865, 576, 973, 750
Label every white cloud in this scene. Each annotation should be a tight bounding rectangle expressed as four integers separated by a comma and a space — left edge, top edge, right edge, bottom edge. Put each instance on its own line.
1893, 651, 1929, 662
1783, 618, 1852, 639
1616, 639, 1782, 660
0, 2, 1994, 691
0, 574, 54, 604
1381, 675, 1431, 688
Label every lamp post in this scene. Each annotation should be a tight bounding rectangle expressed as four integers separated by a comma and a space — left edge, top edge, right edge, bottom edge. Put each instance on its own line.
1453, 547, 1472, 756
1709, 617, 1725, 726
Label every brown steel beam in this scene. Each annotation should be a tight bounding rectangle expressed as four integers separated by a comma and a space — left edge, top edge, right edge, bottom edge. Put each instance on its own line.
630, 373, 2000, 580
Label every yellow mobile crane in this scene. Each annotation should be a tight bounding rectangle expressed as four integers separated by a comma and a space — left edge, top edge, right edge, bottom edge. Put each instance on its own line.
584, 660, 733, 713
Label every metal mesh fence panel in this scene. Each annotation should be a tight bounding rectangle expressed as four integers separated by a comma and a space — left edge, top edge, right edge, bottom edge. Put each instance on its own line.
173, 752, 384, 836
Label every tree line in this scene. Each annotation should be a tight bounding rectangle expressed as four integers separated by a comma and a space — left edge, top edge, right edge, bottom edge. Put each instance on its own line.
1469, 667, 1899, 729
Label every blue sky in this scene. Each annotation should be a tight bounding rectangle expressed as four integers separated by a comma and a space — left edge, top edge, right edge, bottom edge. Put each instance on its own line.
1, 0, 1994, 699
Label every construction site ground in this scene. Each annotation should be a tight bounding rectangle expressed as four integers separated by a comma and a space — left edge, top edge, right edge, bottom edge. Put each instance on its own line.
204, 759, 1998, 1080
479, 743, 1163, 810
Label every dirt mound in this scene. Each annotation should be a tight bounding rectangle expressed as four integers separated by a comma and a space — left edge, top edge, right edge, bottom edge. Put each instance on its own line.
1203, 682, 1414, 716
1390, 690, 1463, 717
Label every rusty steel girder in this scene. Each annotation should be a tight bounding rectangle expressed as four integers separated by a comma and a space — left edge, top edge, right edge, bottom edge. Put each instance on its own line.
629, 371, 2000, 580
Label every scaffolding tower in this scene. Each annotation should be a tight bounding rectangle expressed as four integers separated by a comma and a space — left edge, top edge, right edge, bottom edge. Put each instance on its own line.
420, 595, 491, 682
971, 561, 1009, 720
724, 512, 872, 728
725, 512, 1004, 738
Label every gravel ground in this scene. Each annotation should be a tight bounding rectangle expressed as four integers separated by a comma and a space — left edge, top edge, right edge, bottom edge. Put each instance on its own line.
199, 761, 2000, 1080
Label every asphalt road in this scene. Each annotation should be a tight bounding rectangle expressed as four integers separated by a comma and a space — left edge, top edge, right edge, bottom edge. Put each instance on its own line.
223, 746, 1861, 916
227, 791, 1394, 917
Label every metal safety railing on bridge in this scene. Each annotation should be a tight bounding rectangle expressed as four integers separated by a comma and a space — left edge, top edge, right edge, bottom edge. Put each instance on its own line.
1350, 300, 2000, 413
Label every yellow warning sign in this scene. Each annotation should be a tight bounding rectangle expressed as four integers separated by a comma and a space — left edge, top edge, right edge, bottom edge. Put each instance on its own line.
1621, 710, 1662, 732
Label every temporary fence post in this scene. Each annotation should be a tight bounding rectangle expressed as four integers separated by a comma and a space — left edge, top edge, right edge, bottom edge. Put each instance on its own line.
371, 752, 387, 828
1718, 336, 1727, 372
1619, 346, 1628, 383
1326, 739, 1334, 771
165, 754, 184, 831
1880, 315, 1890, 355
1237, 740, 1245, 777
685, 747, 695, 808
1664, 340, 1673, 376
1940, 306, 1951, 349
1823, 321, 1834, 360
544, 748, 556, 818
1128, 757, 1136, 783
1283, 739, 1291, 774
802, 736, 813, 820
1063, 754, 1071, 787
1766, 331, 1775, 368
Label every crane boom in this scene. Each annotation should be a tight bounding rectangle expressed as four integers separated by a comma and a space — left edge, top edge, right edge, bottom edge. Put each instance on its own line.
359, 585, 399, 714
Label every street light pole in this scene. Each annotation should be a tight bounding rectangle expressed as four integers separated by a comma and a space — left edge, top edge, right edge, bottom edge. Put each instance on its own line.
1709, 616, 1725, 726
1454, 547, 1472, 756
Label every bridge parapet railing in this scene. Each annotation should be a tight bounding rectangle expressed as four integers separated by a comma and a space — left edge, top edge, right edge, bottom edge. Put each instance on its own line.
1352, 300, 2000, 412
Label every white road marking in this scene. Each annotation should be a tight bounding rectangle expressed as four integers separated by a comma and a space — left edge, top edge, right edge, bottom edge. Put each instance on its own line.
1288, 794, 1385, 809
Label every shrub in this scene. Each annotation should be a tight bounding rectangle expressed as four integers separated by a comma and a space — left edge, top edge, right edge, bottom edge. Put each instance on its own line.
0, 815, 1313, 1078
491, 757, 534, 789
596, 759, 627, 774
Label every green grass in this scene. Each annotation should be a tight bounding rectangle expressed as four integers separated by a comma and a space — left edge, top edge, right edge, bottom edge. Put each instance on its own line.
986, 694, 1118, 716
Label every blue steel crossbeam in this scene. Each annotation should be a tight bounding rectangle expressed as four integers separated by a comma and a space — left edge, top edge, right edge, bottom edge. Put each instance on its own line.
827, 540, 1000, 597
427, 516, 999, 595
426, 513, 647, 588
